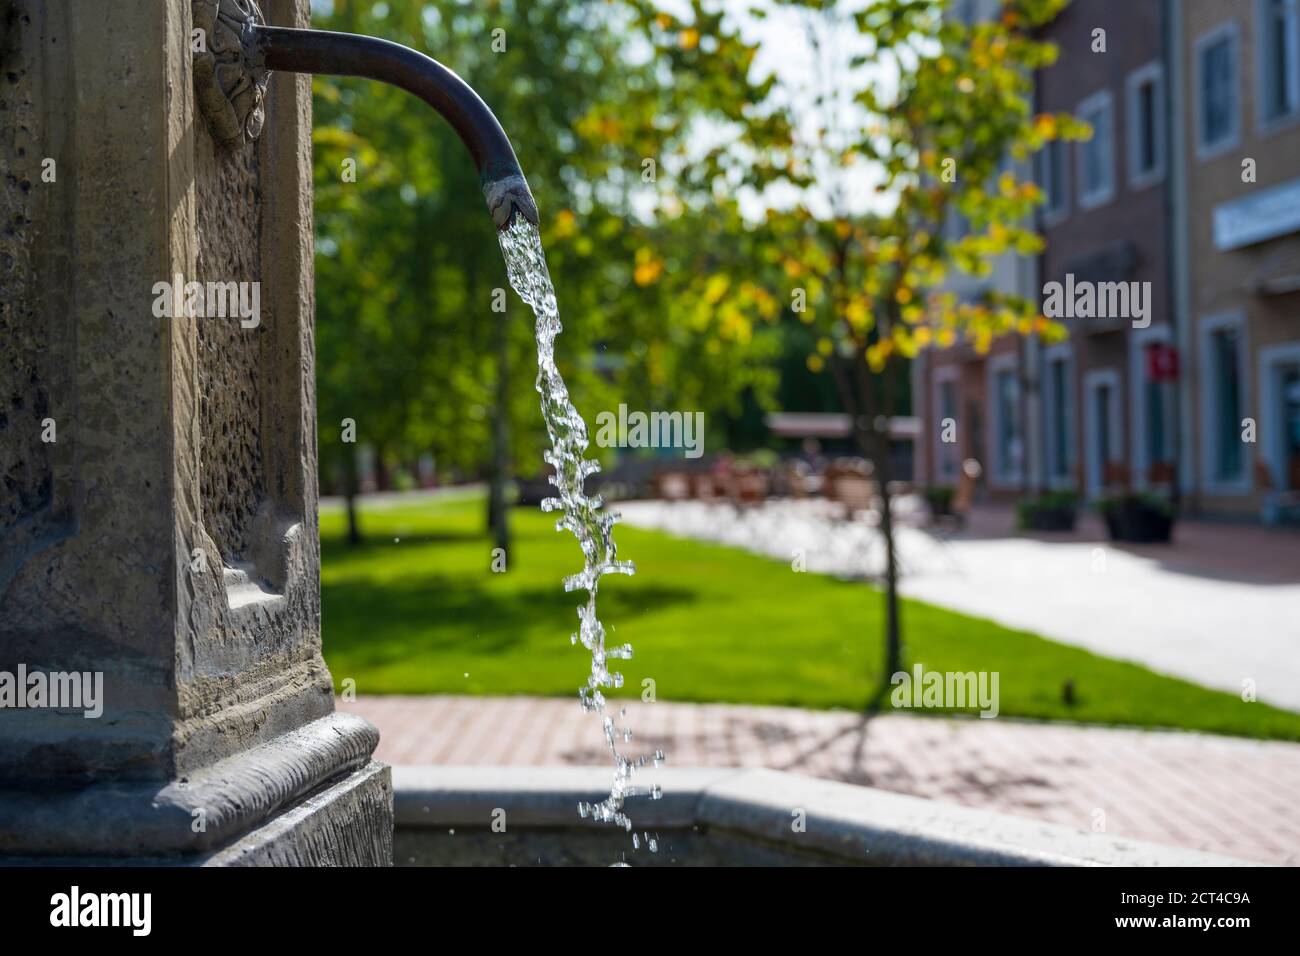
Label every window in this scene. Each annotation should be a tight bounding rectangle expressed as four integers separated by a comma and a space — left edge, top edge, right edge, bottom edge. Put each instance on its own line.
1076, 90, 1115, 209
1036, 138, 1069, 223
1259, 0, 1300, 127
1211, 327, 1243, 481
988, 356, 1023, 485
1131, 329, 1177, 490
934, 372, 959, 481
1145, 377, 1171, 466
1084, 369, 1122, 498
1196, 24, 1240, 157
947, 208, 972, 243
1126, 63, 1165, 188
1043, 347, 1074, 487
1199, 313, 1251, 494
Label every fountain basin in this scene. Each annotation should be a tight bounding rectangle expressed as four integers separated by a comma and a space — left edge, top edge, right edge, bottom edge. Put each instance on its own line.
392, 766, 1255, 867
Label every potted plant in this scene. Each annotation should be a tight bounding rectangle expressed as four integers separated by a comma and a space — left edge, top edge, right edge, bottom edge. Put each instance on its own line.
1016, 491, 1079, 532
923, 485, 955, 520
1097, 493, 1175, 543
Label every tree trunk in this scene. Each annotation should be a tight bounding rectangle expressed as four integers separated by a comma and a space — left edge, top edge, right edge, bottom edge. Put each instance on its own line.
487, 310, 511, 556
854, 418, 902, 689
342, 448, 362, 546
875, 428, 903, 683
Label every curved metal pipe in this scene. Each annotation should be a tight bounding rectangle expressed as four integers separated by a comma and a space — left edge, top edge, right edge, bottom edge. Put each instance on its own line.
252, 25, 538, 231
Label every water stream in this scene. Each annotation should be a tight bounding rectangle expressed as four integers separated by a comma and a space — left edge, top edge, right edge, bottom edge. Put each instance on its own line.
497, 217, 664, 848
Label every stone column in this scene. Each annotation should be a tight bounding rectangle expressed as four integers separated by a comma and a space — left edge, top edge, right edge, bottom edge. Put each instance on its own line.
0, 0, 391, 864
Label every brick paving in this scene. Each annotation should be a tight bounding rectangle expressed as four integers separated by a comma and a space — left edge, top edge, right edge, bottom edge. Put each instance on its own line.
343, 694, 1300, 865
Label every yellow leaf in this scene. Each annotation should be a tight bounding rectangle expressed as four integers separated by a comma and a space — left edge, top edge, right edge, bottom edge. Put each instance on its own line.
633, 248, 664, 286
679, 28, 699, 50
703, 273, 730, 304
866, 340, 893, 372
553, 209, 577, 239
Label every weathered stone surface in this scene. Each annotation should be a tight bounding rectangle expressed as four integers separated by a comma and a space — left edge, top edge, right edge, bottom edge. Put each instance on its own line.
392, 766, 1260, 867
202, 761, 393, 867
0, 713, 380, 856
0, 0, 389, 864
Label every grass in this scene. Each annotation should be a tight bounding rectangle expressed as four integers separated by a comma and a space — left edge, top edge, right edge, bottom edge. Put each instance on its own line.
320, 490, 1300, 741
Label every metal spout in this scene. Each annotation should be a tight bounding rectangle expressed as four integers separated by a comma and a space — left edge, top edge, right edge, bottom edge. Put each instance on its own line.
244, 22, 538, 230
191, 4, 537, 228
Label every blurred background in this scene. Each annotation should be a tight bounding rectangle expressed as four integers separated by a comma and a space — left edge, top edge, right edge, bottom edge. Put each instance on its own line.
311, 0, 1300, 864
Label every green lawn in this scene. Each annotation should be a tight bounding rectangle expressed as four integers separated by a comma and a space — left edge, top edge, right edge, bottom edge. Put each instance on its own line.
320, 490, 1300, 741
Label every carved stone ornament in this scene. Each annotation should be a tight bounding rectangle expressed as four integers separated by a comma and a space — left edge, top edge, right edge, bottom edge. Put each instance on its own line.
192, 0, 269, 147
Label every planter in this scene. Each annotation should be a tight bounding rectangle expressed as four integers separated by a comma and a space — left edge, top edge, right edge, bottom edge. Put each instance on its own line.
1016, 494, 1078, 533
1020, 504, 1076, 532
924, 486, 955, 520
1101, 497, 1175, 543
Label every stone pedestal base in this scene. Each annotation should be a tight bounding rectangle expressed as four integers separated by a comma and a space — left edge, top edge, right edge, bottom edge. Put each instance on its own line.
202, 761, 392, 867
0, 713, 393, 866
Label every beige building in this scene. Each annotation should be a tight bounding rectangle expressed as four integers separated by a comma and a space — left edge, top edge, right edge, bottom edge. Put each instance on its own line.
1174, 0, 1300, 522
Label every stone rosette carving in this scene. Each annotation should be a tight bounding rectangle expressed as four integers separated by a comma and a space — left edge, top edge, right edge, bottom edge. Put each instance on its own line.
192, 0, 269, 146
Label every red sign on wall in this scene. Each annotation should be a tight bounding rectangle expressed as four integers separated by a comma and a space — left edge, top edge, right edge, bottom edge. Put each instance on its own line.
1146, 343, 1180, 382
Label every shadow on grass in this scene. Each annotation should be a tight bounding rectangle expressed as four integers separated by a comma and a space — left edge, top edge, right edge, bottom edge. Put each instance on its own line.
322, 575, 699, 668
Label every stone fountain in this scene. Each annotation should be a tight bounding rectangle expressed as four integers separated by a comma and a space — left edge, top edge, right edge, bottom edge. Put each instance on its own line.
0, 0, 1258, 867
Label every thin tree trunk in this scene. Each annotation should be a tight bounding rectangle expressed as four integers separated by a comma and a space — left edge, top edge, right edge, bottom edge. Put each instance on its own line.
487, 310, 511, 556
874, 425, 902, 681
876, 351, 904, 684
826, 240, 905, 699
342, 448, 362, 546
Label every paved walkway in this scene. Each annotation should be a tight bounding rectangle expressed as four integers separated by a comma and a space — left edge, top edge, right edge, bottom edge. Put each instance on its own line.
616, 499, 1300, 710
344, 694, 1300, 865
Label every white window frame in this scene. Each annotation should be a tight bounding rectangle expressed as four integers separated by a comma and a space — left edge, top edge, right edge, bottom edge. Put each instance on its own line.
1195, 21, 1242, 161
1042, 342, 1076, 492
1037, 137, 1071, 227
1257, 340, 1300, 497
1126, 61, 1166, 191
1083, 368, 1123, 500
1129, 324, 1175, 491
987, 353, 1023, 488
931, 364, 961, 484
1256, 0, 1300, 134
1197, 311, 1253, 496
1076, 89, 1116, 210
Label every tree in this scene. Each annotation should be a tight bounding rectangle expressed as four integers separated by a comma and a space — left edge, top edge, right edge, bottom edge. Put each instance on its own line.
767, 0, 1085, 691
312, 0, 793, 547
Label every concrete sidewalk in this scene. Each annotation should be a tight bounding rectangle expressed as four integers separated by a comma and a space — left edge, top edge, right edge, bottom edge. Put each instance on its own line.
616, 499, 1300, 710
343, 694, 1300, 865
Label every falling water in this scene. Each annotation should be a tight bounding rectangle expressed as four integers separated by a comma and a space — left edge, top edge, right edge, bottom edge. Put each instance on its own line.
497, 216, 664, 841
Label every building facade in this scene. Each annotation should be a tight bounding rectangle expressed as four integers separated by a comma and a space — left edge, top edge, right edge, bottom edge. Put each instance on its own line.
1175, 0, 1300, 520
914, 0, 1041, 502
917, 0, 1300, 525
